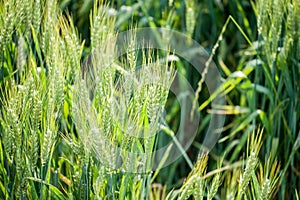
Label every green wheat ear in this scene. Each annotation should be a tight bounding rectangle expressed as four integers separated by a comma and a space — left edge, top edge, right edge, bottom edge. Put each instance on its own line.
258, 155, 281, 200
58, 13, 83, 79
32, 0, 41, 34
178, 154, 208, 200
238, 128, 263, 199
185, 0, 198, 39
207, 156, 224, 200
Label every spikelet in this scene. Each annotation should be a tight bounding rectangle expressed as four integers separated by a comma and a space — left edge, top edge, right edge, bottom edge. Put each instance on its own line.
90, 1, 105, 50
257, 155, 281, 200
259, 179, 271, 200
32, 0, 41, 34
269, 0, 284, 63
0, 1, 15, 51
1, 121, 12, 157
257, 0, 270, 37
239, 151, 259, 196
46, 35, 58, 76
31, 90, 42, 133
185, 0, 197, 38
7, 100, 22, 156
42, 0, 57, 55
127, 31, 137, 70
179, 175, 203, 200
207, 170, 222, 200
29, 90, 42, 166
136, 53, 175, 122
1, 81, 22, 158
17, 36, 26, 72
179, 154, 208, 199
24, 0, 32, 31
238, 129, 263, 197
193, 176, 205, 200
54, 67, 65, 110
283, 3, 295, 57
41, 129, 55, 165
90, 0, 115, 51
59, 14, 82, 79
291, 0, 300, 59
15, 149, 24, 197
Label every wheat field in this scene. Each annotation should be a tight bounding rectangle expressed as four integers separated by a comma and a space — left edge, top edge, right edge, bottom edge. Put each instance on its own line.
0, 0, 299, 199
